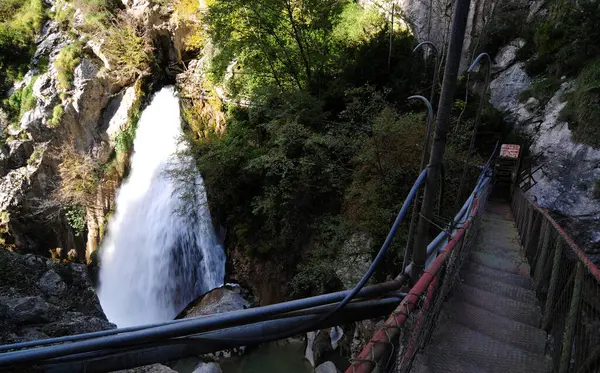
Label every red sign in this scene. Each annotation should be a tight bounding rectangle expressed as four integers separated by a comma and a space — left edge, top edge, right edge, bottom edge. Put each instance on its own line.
500, 144, 520, 159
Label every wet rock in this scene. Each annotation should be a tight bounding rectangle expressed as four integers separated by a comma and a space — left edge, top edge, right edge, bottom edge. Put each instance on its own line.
114, 364, 178, 373
102, 86, 139, 143
37, 269, 67, 296
2, 296, 60, 324
192, 362, 222, 373
305, 331, 317, 367
42, 312, 114, 337
1, 250, 113, 343
177, 287, 250, 318
316, 361, 340, 373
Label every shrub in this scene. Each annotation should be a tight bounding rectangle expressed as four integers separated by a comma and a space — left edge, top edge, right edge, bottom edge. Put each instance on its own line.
101, 13, 151, 82
48, 104, 64, 128
562, 59, 600, 148
19, 75, 38, 114
55, 43, 83, 90
0, 0, 44, 90
518, 76, 561, 106
27, 147, 43, 166
525, 0, 600, 77
65, 204, 86, 235
54, 142, 101, 207
173, 0, 206, 51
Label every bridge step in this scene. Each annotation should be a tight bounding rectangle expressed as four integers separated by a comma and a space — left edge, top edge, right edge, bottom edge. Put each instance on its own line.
449, 300, 547, 354
415, 204, 550, 373
460, 272, 537, 304
424, 321, 551, 373
469, 251, 530, 277
413, 351, 492, 373
473, 244, 522, 259
463, 261, 533, 289
454, 283, 541, 327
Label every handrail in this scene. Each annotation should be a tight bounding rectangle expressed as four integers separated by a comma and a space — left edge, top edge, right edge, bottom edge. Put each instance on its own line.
511, 187, 600, 373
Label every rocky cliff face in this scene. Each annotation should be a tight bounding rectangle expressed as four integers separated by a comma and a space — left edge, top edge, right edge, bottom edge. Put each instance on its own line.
0, 0, 194, 262
362, 0, 600, 253
486, 5, 600, 254
358, 0, 506, 71
0, 249, 114, 344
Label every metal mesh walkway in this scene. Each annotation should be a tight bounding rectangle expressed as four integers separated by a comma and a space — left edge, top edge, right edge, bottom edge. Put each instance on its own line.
413, 202, 552, 373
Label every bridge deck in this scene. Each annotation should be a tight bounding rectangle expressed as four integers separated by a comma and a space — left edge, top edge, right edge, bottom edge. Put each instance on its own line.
414, 202, 553, 373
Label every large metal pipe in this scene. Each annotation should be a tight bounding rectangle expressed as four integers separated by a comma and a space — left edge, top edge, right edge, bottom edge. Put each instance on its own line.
0, 279, 407, 366
42, 297, 401, 373
0, 280, 406, 354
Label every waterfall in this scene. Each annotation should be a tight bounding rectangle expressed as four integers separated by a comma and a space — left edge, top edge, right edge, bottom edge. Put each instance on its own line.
97, 87, 225, 327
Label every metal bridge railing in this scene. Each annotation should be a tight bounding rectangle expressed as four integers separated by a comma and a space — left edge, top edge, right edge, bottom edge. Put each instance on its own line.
347, 171, 492, 373
512, 188, 600, 373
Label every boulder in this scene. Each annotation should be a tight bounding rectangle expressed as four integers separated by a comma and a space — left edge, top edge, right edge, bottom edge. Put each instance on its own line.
42, 312, 114, 337
316, 361, 340, 373
492, 39, 526, 73
177, 287, 250, 318
7, 140, 34, 169
114, 364, 178, 373
37, 269, 67, 296
489, 62, 531, 114
32, 72, 59, 107
2, 296, 60, 324
305, 331, 318, 367
0, 249, 115, 343
192, 362, 222, 373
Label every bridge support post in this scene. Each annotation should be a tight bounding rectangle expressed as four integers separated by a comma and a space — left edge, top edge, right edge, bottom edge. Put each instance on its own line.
559, 262, 584, 373
410, 0, 472, 281
542, 240, 563, 329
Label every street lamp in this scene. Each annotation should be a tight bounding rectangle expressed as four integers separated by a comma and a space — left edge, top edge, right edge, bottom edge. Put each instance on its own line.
413, 41, 440, 111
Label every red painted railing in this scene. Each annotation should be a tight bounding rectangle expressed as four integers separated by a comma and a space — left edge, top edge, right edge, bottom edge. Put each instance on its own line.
346, 187, 490, 373
512, 188, 600, 373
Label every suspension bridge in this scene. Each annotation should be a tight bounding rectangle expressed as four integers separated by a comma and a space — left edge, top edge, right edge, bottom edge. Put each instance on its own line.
1, 140, 598, 373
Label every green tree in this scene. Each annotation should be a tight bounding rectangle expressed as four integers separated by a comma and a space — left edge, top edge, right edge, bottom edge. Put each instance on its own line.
206, 0, 346, 93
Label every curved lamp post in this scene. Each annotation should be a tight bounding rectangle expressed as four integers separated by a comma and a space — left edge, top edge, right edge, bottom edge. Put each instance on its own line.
413, 41, 440, 111
402, 95, 434, 272
454, 52, 492, 213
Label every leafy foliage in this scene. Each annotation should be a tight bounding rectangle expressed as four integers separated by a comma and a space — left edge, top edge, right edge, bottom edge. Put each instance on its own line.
0, 0, 44, 90
206, 0, 347, 93
19, 75, 38, 113
523, 0, 600, 77
101, 13, 152, 82
55, 43, 83, 90
49, 104, 64, 128
65, 204, 86, 236
55, 142, 101, 207
561, 59, 600, 148
518, 76, 561, 105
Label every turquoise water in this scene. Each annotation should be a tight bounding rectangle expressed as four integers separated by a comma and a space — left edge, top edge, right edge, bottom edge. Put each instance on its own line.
220, 342, 313, 373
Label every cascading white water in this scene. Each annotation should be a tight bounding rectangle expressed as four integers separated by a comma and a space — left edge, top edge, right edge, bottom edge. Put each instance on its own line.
97, 87, 225, 327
